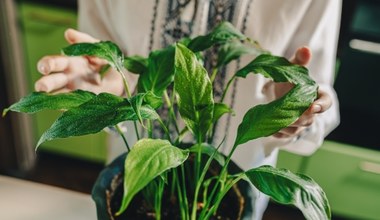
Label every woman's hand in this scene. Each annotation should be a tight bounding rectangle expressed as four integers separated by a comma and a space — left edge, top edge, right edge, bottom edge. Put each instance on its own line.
34, 29, 128, 95
273, 47, 332, 139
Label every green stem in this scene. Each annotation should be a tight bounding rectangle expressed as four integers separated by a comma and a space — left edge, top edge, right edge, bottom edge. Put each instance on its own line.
115, 124, 130, 151
174, 169, 187, 220
118, 69, 141, 140
163, 90, 180, 135
203, 174, 244, 220
157, 118, 172, 143
180, 164, 190, 220
210, 68, 218, 83
191, 141, 223, 220
118, 70, 132, 98
221, 75, 236, 103
147, 120, 153, 138
199, 140, 238, 218
155, 178, 165, 220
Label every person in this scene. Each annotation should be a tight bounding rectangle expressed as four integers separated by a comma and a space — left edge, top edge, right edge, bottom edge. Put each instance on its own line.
34, 0, 341, 219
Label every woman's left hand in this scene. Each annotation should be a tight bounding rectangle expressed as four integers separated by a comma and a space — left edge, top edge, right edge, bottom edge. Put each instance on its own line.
273, 47, 332, 139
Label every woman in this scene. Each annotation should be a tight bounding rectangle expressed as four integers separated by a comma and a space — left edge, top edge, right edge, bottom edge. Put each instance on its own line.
35, 0, 341, 218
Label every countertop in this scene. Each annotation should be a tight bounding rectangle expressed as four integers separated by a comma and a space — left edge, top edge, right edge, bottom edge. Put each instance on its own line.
0, 175, 97, 220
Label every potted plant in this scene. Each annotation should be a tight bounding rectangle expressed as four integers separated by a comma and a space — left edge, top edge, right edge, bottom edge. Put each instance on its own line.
3, 22, 330, 220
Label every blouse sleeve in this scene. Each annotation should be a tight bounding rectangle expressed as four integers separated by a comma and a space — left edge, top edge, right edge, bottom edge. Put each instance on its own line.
265, 0, 342, 156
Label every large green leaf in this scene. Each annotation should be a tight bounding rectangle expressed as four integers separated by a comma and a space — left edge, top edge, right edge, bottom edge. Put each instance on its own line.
236, 54, 314, 85
212, 103, 234, 123
174, 44, 214, 140
188, 21, 246, 52
217, 40, 264, 67
37, 93, 158, 147
2, 90, 95, 116
117, 138, 189, 215
124, 55, 148, 74
137, 46, 175, 96
234, 54, 318, 146
62, 41, 124, 72
245, 166, 331, 220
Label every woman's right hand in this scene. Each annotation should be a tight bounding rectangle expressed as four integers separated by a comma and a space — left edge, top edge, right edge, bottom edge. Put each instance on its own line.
35, 29, 129, 95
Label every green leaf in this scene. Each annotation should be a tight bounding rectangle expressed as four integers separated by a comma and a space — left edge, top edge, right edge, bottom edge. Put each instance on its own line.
189, 143, 225, 166
245, 165, 331, 220
98, 64, 111, 78
2, 90, 95, 116
62, 41, 124, 72
143, 91, 163, 109
217, 40, 265, 67
37, 93, 158, 147
137, 46, 175, 96
124, 55, 148, 74
188, 21, 246, 52
234, 85, 316, 146
234, 54, 318, 146
128, 93, 146, 124
174, 44, 214, 140
212, 103, 234, 123
117, 138, 189, 215
236, 54, 314, 85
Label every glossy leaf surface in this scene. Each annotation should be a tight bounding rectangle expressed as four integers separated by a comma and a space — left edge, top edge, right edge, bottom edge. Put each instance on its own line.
174, 44, 214, 140
62, 41, 124, 71
124, 55, 148, 74
245, 165, 331, 220
188, 21, 246, 52
3, 90, 95, 116
234, 54, 317, 146
37, 93, 158, 147
117, 138, 189, 214
217, 40, 264, 67
137, 46, 175, 96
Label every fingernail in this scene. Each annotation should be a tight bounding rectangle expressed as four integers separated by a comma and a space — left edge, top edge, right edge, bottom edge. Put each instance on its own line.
35, 82, 48, 92
38, 63, 49, 74
312, 104, 322, 113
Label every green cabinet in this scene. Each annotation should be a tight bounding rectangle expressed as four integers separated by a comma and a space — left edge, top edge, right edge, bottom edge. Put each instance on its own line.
18, 2, 107, 162
278, 141, 380, 219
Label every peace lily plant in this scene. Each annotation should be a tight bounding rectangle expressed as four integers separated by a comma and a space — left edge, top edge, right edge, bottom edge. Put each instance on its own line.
3, 22, 330, 220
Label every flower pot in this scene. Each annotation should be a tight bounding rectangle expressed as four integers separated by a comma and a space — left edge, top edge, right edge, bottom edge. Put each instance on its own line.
92, 152, 254, 220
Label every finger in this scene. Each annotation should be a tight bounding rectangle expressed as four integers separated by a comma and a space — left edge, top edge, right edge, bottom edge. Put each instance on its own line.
273, 126, 306, 139
64, 28, 100, 44
290, 46, 312, 66
291, 110, 315, 127
35, 73, 69, 92
37, 56, 70, 75
311, 90, 332, 114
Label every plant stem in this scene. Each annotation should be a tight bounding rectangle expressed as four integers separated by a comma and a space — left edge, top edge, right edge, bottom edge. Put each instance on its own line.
118, 70, 132, 98
220, 75, 236, 103
155, 178, 165, 220
180, 164, 190, 219
210, 68, 218, 83
115, 124, 130, 151
191, 142, 223, 220
174, 169, 188, 220
157, 118, 172, 143
118, 69, 141, 140
203, 175, 244, 220
163, 90, 180, 135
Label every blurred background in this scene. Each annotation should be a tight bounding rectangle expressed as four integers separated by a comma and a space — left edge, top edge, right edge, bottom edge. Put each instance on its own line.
0, 0, 380, 219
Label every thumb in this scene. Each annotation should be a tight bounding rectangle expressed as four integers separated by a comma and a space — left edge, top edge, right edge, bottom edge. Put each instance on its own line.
291, 46, 312, 66
64, 28, 100, 44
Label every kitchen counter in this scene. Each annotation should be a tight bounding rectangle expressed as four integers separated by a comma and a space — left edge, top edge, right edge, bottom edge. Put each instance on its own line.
0, 175, 97, 220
